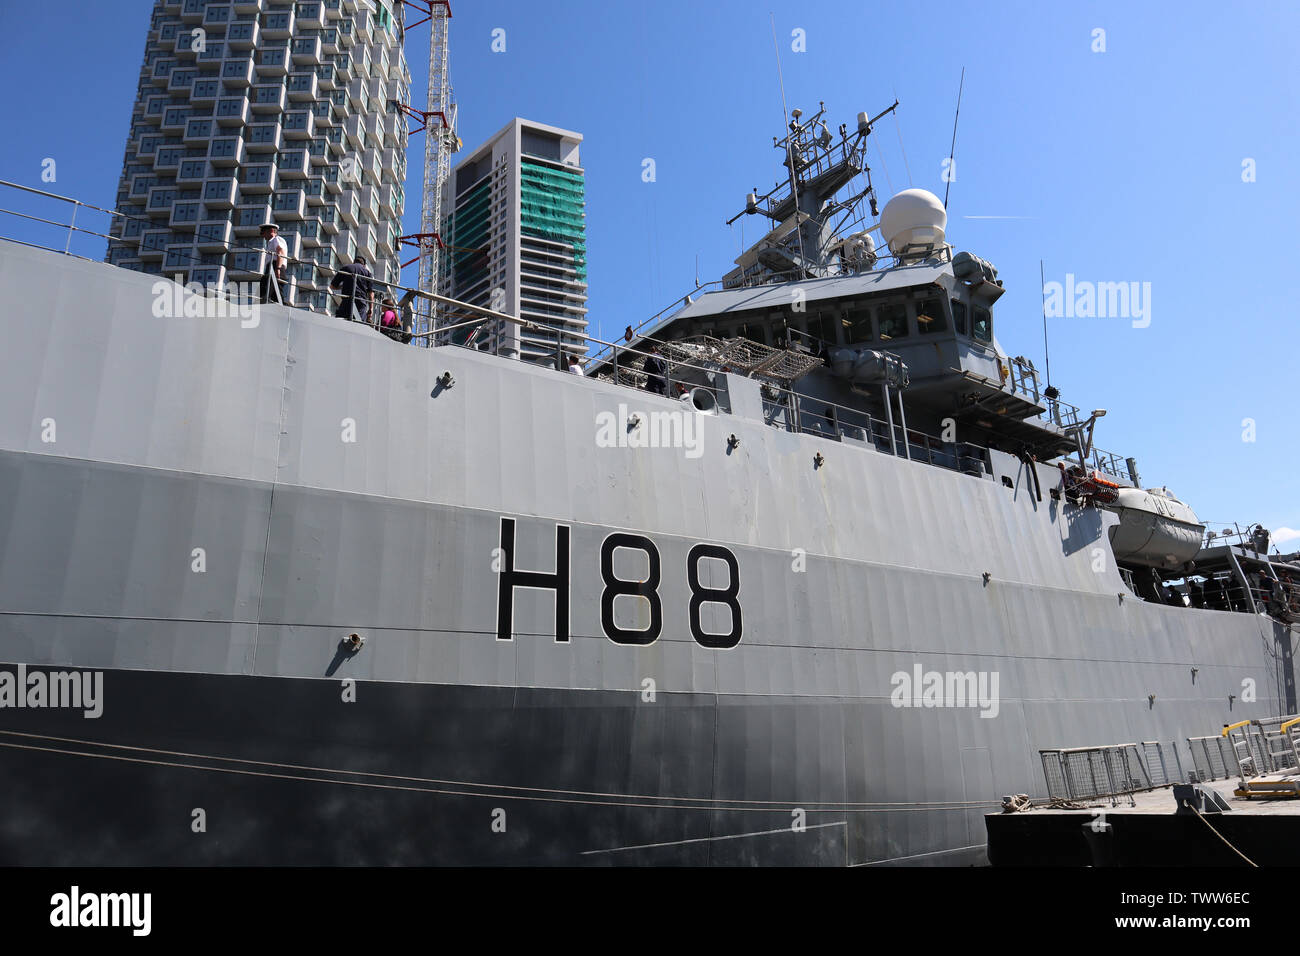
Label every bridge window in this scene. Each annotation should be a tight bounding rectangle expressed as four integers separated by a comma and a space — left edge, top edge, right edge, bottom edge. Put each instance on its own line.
809, 311, 838, 346
841, 303, 871, 342
877, 302, 908, 341
951, 299, 968, 335
972, 305, 992, 343
916, 296, 947, 334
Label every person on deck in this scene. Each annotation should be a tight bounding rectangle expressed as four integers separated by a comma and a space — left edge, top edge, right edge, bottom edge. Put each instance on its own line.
330, 255, 375, 323
258, 223, 290, 305
643, 344, 668, 395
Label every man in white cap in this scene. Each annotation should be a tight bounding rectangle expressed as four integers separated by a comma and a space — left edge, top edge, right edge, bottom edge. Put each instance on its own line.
259, 222, 290, 305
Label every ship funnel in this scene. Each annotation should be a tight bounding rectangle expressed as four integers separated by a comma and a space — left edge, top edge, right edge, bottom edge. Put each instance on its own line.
880, 188, 947, 259
688, 388, 718, 414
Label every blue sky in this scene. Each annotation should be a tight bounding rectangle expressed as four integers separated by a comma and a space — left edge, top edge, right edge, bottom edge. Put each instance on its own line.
0, 0, 1296, 543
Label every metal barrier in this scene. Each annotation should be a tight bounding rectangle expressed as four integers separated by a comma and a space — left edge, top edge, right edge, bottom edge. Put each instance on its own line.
1142, 740, 1185, 787
1186, 734, 1234, 782
1040, 744, 1154, 808
1219, 716, 1300, 781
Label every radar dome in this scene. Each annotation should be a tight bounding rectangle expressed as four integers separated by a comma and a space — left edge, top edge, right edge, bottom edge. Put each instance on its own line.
880, 189, 947, 258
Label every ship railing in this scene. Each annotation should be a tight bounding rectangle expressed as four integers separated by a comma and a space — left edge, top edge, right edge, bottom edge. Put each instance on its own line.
1087, 447, 1130, 482
1039, 743, 1163, 808
754, 384, 991, 476
0, 178, 418, 336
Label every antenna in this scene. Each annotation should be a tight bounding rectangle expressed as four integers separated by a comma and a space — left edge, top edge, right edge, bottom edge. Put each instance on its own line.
1040, 259, 1052, 389
943, 67, 965, 210
769, 13, 807, 271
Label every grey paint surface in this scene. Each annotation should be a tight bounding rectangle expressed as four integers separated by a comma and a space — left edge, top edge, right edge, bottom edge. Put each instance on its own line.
0, 240, 1294, 865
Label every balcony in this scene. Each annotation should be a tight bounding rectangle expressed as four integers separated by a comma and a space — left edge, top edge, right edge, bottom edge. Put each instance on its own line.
176, 159, 208, 184
189, 265, 229, 288
343, 113, 366, 150
160, 108, 191, 132
226, 20, 258, 49
146, 186, 179, 215
203, 4, 232, 26
291, 36, 323, 67
286, 71, 318, 101
245, 122, 283, 153
360, 184, 379, 223
377, 182, 398, 218
310, 101, 335, 128
182, 118, 215, 144
202, 176, 239, 209
251, 81, 286, 113
163, 244, 196, 272
277, 148, 310, 179
297, 2, 325, 28
303, 177, 325, 204
238, 163, 278, 194
180, 0, 205, 23
141, 95, 169, 125
209, 135, 246, 166
281, 110, 314, 140
167, 68, 197, 94
215, 94, 250, 127
229, 249, 265, 275
191, 79, 221, 104
234, 203, 272, 236
168, 203, 201, 231
262, 10, 294, 39
337, 192, 359, 227
196, 219, 233, 251
220, 58, 254, 87
353, 222, 373, 253
150, 58, 176, 88
318, 206, 338, 235
272, 189, 307, 221
315, 63, 336, 91
139, 231, 170, 258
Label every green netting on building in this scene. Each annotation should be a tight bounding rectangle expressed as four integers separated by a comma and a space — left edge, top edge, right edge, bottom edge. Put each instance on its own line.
447, 179, 492, 296
520, 159, 586, 279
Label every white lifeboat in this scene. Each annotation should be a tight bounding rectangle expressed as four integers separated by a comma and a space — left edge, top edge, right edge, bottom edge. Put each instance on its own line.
1107, 486, 1205, 569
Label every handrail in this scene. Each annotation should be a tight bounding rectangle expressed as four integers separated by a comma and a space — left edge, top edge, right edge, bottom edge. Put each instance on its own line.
0, 177, 415, 330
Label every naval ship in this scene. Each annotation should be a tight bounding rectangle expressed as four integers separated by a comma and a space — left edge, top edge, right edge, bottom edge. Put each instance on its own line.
0, 99, 1297, 867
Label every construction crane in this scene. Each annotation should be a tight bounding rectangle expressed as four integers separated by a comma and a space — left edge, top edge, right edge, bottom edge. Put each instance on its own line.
397, 0, 458, 345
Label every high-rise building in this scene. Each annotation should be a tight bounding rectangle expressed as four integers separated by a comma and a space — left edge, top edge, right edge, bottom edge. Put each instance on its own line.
440, 118, 587, 365
105, 0, 411, 312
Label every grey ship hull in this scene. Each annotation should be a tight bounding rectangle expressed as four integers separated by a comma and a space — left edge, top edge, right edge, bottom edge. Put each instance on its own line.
0, 241, 1293, 865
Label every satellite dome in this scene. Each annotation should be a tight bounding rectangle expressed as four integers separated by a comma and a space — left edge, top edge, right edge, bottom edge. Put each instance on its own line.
880, 188, 947, 258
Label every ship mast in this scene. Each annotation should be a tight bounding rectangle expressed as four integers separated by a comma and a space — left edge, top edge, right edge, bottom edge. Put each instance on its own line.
727, 100, 897, 283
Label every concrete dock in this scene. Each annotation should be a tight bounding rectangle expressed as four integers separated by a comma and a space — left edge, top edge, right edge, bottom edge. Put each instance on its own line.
986, 777, 1300, 866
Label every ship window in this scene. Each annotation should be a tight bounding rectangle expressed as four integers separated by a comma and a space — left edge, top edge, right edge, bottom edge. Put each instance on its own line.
841, 303, 872, 342
972, 305, 992, 342
916, 296, 947, 334
951, 299, 968, 335
877, 302, 908, 341
810, 311, 837, 346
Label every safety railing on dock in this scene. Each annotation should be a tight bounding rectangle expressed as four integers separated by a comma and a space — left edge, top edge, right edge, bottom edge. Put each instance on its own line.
1040, 743, 1159, 808
1186, 734, 1236, 782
